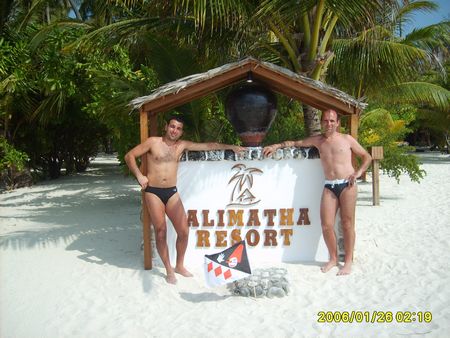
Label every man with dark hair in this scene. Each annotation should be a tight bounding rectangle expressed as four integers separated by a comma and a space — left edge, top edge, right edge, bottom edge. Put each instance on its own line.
125, 116, 244, 284
263, 109, 372, 275
166, 114, 184, 125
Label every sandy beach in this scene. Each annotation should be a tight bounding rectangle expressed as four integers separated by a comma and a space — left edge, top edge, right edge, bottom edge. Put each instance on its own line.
1, 152, 449, 338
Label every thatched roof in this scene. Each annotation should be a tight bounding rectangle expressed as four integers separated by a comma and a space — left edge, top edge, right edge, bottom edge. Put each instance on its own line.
130, 57, 366, 116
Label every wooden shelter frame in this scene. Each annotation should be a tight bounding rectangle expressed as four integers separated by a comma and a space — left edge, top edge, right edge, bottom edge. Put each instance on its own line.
129, 57, 366, 270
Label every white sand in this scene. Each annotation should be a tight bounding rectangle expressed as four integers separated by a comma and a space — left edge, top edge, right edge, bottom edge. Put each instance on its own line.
1, 153, 449, 338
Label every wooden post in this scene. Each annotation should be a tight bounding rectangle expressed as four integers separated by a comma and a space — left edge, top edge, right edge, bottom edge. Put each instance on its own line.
349, 113, 361, 175
371, 146, 384, 206
149, 113, 158, 137
349, 113, 359, 140
140, 109, 152, 270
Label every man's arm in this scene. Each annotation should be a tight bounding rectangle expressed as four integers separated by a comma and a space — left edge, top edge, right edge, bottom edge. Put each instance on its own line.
348, 135, 372, 179
181, 140, 245, 154
124, 138, 153, 189
263, 137, 318, 157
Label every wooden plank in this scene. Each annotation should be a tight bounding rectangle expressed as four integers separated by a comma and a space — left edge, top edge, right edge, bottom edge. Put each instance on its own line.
149, 113, 158, 137
347, 114, 359, 171
252, 67, 356, 115
141, 61, 359, 116
372, 159, 381, 206
140, 109, 152, 270
371, 146, 384, 160
370, 146, 383, 206
349, 114, 359, 139
140, 109, 149, 143
263, 80, 349, 116
142, 65, 253, 114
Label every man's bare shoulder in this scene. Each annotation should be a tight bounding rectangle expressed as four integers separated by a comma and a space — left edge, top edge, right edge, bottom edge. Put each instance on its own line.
141, 136, 163, 151
176, 139, 190, 146
310, 134, 324, 140
147, 136, 162, 141
175, 139, 191, 151
341, 133, 359, 144
145, 136, 163, 145
304, 134, 324, 146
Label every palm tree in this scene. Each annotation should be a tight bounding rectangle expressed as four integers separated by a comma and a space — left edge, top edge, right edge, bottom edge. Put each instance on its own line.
326, 2, 450, 143
170, 0, 449, 137
168, 0, 392, 135
324, 1, 450, 179
327, 1, 449, 100
0, 0, 82, 29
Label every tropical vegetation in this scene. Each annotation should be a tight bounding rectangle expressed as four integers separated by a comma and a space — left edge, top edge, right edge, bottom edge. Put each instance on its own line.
1, 0, 449, 189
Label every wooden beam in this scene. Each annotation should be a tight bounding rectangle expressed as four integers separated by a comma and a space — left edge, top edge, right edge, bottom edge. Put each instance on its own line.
253, 67, 355, 115
140, 60, 359, 117
261, 78, 351, 115
149, 113, 158, 136
347, 114, 360, 172
371, 146, 384, 206
142, 64, 253, 114
349, 114, 359, 139
140, 109, 149, 142
140, 109, 152, 270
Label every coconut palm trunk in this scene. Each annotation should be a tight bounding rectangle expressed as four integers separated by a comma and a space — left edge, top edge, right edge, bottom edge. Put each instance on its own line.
303, 105, 322, 136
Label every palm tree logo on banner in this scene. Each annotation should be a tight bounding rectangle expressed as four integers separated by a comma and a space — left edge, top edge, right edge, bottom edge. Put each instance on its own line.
227, 164, 263, 207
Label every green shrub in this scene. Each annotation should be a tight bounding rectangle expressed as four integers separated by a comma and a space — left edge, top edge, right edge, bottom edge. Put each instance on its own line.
0, 137, 31, 189
359, 108, 426, 183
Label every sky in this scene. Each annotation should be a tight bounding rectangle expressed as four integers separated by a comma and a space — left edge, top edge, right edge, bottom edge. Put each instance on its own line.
403, 0, 450, 35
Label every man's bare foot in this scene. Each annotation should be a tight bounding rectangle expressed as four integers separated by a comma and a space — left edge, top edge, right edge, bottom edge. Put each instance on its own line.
175, 266, 193, 277
337, 263, 352, 276
166, 273, 177, 284
321, 260, 338, 273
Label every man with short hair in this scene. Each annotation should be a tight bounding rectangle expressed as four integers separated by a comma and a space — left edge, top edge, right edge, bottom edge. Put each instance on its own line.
125, 116, 244, 284
263, 109, 372, 275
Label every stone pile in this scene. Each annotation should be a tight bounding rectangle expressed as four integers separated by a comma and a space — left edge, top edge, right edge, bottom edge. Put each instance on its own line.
229, 267, 289, 298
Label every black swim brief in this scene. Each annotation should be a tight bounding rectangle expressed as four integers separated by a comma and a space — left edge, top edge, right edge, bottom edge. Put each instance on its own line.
144, 186, 178, 205
324, 179, 350, 198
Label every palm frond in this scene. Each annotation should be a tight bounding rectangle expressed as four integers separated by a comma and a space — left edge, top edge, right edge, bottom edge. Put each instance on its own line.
402, 21, 450, 50
396, 0, 439, 26
375, 82, 450, 112
18, 0, 47, 30
30, 91, 67, 125
324, 0, 385, 27
28, 21, 92, 51
255, 0, 315, 22
65, 17, 166, 52
172, 0, 253, 32
107, 0, 144, 8
329, 29, 434, 96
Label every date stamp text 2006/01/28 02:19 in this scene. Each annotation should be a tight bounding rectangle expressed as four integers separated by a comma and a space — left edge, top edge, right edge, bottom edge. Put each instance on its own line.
317, 311, 432, 324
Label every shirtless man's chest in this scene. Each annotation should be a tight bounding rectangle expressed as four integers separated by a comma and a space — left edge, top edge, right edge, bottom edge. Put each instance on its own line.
146, 139, 185, 186
316, 135, 354, 179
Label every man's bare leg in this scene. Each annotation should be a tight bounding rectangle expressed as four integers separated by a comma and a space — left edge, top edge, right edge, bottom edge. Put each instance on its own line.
336, 184, 357, 276
320, 189, 339, 273
145, 194, 177, 284
166, 194, 193, 277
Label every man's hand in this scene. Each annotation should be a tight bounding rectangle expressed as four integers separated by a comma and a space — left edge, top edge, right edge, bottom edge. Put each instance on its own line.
347, 172, 359, 186
263, 144, 278, 157
137, 175, 149, 190
232, 145, 246, 155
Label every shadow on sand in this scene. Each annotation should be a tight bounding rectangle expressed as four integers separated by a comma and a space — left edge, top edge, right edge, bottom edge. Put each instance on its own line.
414, 151, 450, 164
0, 154, 146, 271
179, 292, 232, 303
